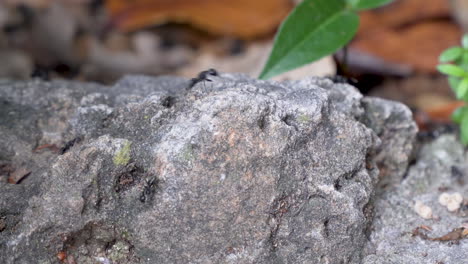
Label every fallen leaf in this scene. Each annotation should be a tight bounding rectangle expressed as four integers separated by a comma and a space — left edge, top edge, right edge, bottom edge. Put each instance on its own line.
352, 22, 462, 73
33, 143, 60, 153
352, 0, 460, 73
412, 226, 467, 242
358, 0, 450, 33
105, 0, 293, 38
414, 100, 465, 130
431, 227, 466, 242
419, 225, 433, 232
424, 101, 465, 122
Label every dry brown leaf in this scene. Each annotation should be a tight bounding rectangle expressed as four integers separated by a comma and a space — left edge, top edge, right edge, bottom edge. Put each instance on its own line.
358, 0, 450, 34
424, 101, 465, 122
419, 225, 433, 232
33, 143, 60, 153
463, 228, 468, 237
414, 100, 463, 130
352, 22, 462, 73
105, 0, 292, 38
412, 226, 467, 242
431, 227, 466, 242
353, 0, 460, 73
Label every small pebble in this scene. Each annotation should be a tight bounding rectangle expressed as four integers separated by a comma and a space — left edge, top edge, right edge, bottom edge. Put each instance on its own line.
414, 201, 433, 219
438, 192, 463, 212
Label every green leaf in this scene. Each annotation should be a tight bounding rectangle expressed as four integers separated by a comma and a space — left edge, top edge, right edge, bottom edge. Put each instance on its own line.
437, 64, 468, 77
458, 52, 468, 68
456, 78, 468, 99
452, 106, 467, 124
259, 0, 359, 79
448, 76, 461, 92
439, 47, 463, 62
463, 88, 468, 101
463, 34, 468, 49
347, 0, 393, 11
460, 114, 468, 145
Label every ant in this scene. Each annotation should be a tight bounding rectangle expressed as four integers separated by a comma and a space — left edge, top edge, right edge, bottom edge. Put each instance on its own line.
60, 136, 82, 155
188, 68, 218, 89
325, 75, 358, 86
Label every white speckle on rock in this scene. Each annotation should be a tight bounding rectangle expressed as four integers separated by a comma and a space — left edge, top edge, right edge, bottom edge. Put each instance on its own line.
77, 104, 113, 115
219, 173, 226, 182
94, 257, 111, 264
414, 201, 433, 219
438, 192, 463, 212
80, 93, 108, 106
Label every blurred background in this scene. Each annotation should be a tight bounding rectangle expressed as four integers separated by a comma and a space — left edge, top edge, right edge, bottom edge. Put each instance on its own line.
0, 0, 467, 131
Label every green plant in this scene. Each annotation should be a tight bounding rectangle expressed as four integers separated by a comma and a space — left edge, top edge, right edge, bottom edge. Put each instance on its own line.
438, 34, 468, 145
259, 0, 393, 79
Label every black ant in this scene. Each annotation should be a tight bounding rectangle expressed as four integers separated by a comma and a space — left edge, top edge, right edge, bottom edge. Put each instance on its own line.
60, 136, 82, 155
188, 68, 218, 89
325, 75, 358, 86
31, 64, 50, 81
139, 177, 157, 203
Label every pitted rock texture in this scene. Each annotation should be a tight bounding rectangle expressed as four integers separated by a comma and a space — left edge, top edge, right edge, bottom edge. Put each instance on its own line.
360, 97, 417, 187
0, 75, 416, 264
362, 135, 468, 264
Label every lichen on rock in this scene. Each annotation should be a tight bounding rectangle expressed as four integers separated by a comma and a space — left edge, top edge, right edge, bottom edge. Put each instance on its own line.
113, 140, 132, 166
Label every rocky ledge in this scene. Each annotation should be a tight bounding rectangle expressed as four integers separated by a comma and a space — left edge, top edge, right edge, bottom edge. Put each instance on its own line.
1, 73, 459, 264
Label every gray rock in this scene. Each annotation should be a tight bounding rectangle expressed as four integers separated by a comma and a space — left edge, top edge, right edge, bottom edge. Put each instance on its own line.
362, 135, 468, 264
0, 74, 416, 263
360, 97, 417, 188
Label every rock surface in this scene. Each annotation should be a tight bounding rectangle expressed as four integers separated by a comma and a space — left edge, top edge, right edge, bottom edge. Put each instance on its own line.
0, 74, 416, 263
363, 135, 468, 264
360, 97, 417, 188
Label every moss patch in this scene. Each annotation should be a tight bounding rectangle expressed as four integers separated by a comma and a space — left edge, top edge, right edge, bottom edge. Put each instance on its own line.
298, 114, 311, 124
113, 141, 132, 166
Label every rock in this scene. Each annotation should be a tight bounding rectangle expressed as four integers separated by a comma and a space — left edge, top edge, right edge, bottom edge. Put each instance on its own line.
360, 97, 417, 187
362, 135, 468, 264
0, 74, 416, 263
